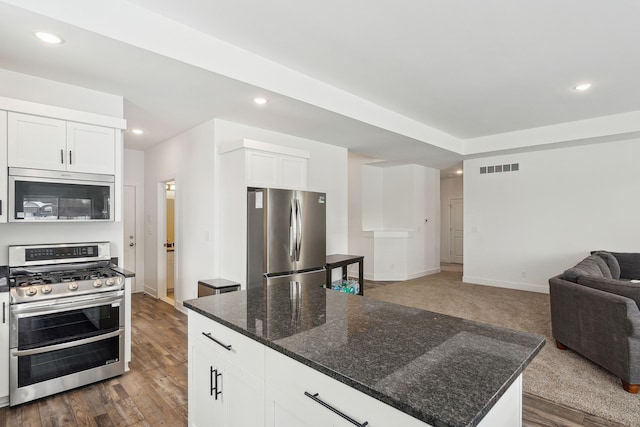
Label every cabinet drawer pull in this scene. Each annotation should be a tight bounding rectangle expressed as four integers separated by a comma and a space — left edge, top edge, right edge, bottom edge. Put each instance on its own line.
202, 332, 232, 351
209, 366, 215, 396
304, 392, 369, 427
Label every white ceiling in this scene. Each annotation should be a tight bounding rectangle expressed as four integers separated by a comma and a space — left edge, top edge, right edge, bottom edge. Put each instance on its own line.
1, 1, 640, 176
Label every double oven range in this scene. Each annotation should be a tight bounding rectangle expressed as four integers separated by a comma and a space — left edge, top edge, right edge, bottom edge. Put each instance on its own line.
8, 242, 125, 406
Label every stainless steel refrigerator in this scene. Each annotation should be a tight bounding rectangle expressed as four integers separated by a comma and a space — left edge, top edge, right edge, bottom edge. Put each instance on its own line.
247, 188, 327, 291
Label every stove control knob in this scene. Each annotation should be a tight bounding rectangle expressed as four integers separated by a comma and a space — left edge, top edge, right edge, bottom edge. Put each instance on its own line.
68, 282, 79, 291
116, 276, 124, 286
25, 287, 37, 297
93, 279, 104, 288
42, 285, 53, 294
106, 278, 116, 287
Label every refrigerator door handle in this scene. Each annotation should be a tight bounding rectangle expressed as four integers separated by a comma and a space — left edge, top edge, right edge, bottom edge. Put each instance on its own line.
290, 199, 297, 261
295, 198, 303, 261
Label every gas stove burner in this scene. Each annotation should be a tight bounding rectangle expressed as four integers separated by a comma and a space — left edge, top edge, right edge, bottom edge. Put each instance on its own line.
8, 242, 124, 304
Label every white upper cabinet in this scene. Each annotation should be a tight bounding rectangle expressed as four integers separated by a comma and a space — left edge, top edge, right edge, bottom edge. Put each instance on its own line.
220, 139, 309, 190
0, 111, 7, 223
66, 122, 115, 175
8, 112, 66, 172
8, 112, 116, 175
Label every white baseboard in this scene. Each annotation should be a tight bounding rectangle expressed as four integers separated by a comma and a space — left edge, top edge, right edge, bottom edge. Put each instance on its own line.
176, 300, 188, 314
144, 285, 158, 298
365, 267, 441, 282
0, 395, 8, 408
463, 276, 549, 294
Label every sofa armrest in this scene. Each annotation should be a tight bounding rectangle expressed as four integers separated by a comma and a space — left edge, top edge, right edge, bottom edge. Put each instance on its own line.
549, 275, 640, 383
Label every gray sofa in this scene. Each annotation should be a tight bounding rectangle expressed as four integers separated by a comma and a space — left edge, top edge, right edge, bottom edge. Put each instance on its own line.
549, 251, 640, 393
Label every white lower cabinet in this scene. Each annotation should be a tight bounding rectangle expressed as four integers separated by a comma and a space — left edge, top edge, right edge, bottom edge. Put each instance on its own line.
265, 348, 427, 427
0, 292, 9, 407
188, 310, 522, 427
188, 311, 265, 427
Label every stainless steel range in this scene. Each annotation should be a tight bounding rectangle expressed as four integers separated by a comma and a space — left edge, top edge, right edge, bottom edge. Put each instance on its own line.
8, 242, 125, 406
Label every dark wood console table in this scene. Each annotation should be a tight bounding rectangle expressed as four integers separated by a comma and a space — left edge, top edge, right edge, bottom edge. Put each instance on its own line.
326, 254, 364, 295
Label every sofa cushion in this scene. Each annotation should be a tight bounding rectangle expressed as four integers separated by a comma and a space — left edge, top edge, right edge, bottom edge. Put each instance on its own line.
563, 255, 612, 282
591, 250, 621, 280
577, 275, 640, 309
610, 252, 640, 280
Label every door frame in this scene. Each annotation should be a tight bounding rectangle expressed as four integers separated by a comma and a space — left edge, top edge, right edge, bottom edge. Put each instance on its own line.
123, 184, 141, 292
449, 198, 464, 264
157, 178, 178, 306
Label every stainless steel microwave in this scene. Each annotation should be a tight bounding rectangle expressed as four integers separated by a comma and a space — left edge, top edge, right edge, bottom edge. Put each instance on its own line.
9, 168, 114, 222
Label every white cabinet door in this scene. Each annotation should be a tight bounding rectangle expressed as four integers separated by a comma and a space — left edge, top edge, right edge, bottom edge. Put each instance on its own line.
245, 149, 308, 190
190, 337, 225, 427
280, 155, 307, 190
0, 292, 9, 405
7, 112, 66, 171
0, 111, 7, 223
66, 122, 115, 175
188, 311, 265, 427
221, 359, 265, 427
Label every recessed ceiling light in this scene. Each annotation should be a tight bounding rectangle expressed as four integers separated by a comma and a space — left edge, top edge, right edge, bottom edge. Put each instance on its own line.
573, 83, 592, 91
34, 31, 64, 45
253, 97, 268, 105
456, 170, 463, 175
131, 129, 144, 135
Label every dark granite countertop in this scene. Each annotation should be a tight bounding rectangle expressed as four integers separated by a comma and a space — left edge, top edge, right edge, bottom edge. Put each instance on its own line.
184, 283, 544, 427
110, 266, 136, 278
0, 266, 8, 292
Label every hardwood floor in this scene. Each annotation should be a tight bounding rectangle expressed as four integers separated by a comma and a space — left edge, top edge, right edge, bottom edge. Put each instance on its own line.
0, 293, 627, 427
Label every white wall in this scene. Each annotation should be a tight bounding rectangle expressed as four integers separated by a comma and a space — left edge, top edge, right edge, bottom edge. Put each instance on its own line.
144, 120, 216, 305
123, 149, 145, 291
463, 139, 640, 293
440, 176, 463, 263
0, 68, 123, 117
355, 162, 440, 281
347, 153, 379, 269
0, 69, 125, 265
214, 119, 348, 287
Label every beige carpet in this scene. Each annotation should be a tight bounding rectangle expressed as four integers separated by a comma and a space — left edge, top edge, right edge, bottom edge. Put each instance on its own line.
364, 271, 640, 426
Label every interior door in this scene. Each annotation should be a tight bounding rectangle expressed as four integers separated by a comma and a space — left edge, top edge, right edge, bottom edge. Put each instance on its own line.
450, 198, 464, 264
123, 185, 137, 289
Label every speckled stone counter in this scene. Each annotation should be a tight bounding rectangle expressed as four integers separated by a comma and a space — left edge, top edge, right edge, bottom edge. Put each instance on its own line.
0, 266, 8, 292
184, 282, 545, 427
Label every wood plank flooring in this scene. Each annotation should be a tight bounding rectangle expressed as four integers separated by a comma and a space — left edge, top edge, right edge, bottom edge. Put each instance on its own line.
0, 293, 627, 427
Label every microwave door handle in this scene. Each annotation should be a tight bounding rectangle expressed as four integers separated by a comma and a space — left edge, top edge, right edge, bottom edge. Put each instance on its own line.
296, 199, 302, 262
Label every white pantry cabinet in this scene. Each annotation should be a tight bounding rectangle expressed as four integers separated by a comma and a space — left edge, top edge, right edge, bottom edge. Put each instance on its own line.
8, 112, 115, 175
0, 111, 7, 223
188, 311, 265, 427
0, 292, 9, 407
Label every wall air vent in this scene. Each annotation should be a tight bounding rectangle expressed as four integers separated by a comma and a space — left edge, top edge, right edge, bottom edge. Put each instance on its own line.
480, 163, 519, 174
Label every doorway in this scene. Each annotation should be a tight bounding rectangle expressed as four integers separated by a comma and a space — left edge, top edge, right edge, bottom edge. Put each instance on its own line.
158, 179, 177, 306
450, 198, 464, 264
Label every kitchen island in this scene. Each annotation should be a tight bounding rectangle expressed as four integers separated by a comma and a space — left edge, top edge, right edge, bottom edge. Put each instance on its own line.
184, 282, 544, 427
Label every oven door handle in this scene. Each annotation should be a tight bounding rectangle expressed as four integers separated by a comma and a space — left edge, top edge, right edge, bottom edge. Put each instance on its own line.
11, 329, 123, 357
10, 292, 124, 317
